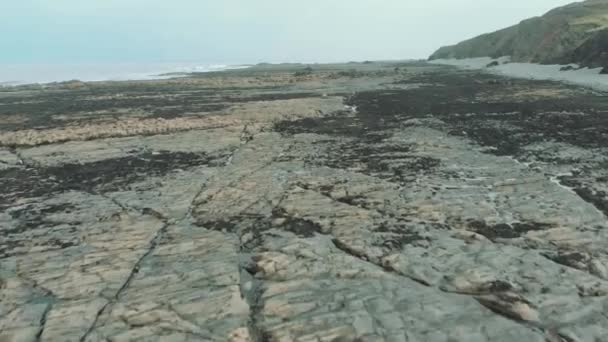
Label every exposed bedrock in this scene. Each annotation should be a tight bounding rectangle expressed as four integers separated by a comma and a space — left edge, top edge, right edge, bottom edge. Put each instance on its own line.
2, 63, 608, 341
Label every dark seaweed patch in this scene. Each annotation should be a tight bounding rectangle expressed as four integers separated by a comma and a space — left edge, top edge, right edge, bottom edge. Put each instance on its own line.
275, 108, 440, 184
47, 238, 78, 249
558, 176, 608, 217
0, 150, 230, 210
2, 201, 81, 258
148, 104, 229, 119
6, 202, 76, 235
468, 220, 552, 241
196, 214, 272, 251
571, 187, 608, 217
199, 220, 239, 233
268, 207, 325, 238
198, 209, 326, 240
374, 221, 428, 251
45, 151, 223, 192
278, 217, 324, 238
273, 111, 365, 137
222, 92, 319, 103
313, 142, 440, 184
375, 232, 427, 251
0, 90, 226, 130
347, 70, 608, 155
542, 251, 590, 271
487, 280, 514, 292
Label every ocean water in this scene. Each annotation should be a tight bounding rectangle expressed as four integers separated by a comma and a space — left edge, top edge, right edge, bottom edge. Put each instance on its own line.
0, 63, 250, 86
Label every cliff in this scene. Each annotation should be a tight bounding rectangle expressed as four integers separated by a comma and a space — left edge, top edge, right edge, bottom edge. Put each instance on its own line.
429, 0, 608, 67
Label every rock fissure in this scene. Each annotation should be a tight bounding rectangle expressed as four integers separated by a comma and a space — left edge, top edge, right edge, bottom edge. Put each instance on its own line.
239, 256, 268, 342
78, 205, 169, 341
331, 238, 431, 287
79, 300, 108, 341
539, 251, 608, 282
237, 221, 269, 342
35, 303, 53, 342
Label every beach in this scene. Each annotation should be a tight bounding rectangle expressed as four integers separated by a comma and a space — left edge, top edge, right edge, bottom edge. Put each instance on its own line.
431, 56, 608, 91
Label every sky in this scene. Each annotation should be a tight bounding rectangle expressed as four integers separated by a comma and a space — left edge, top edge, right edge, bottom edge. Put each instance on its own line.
1, 0, 578, 65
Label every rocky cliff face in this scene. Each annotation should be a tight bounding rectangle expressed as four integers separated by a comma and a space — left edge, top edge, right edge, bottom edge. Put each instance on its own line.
429, 0, 608, 67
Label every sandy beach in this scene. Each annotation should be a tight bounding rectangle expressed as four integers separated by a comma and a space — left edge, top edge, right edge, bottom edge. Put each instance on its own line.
431, 56, 608, 91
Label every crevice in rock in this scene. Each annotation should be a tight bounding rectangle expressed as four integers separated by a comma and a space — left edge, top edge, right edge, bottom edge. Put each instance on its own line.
114, 224, 169, 299
331, 238, 371, 261
79, 208, 169, 341
237, 220, 271, 342
163, 303, 215, 340
235, 197, 281, 342
80, 147, 219, 341
35, 303, 53, 342
192, 136, 278, 218
331, 238, 431, 287
556, 333, 577, 342
139, 134, 266, 339
17, 276, 57, 299
185, 182, 210, 219
79, 301, 108, 342
471, 292, 552, 338
295, 181, 370, 211
91, 190, 129, 212
544, 328, 576, 342
224, 123, 257, 167
193, 162, 284, 227
539, 251, 608, 281
239, 255, 269, 342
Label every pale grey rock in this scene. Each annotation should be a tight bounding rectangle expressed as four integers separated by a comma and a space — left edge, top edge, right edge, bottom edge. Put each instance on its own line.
0, 149, 21, 170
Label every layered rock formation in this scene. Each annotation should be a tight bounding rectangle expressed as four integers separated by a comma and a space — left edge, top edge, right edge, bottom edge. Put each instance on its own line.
1, 63, 608, 341
430, 0, 608, 68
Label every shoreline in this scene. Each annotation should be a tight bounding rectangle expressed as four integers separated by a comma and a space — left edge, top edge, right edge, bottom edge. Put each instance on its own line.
0, 63, 253, 88
430, 56, 608, 92
0, 59, 424, 89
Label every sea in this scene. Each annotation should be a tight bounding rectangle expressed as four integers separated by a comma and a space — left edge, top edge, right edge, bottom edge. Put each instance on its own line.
0, 62, 250, 87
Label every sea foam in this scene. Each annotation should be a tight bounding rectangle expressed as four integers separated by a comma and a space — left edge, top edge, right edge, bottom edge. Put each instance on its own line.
0, 62, 250, 86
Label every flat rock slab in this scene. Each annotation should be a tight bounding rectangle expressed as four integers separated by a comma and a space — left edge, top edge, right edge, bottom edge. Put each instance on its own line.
1, 63, 608, 341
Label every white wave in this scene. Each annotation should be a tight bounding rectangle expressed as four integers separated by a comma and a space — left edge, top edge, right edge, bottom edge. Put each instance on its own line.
0, 62, 251, 86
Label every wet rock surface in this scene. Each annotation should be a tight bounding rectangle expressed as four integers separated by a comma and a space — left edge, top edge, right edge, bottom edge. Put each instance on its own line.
1, 62, 608, 341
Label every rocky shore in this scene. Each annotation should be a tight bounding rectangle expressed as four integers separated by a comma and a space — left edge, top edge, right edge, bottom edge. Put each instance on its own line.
1, 62, 608, 341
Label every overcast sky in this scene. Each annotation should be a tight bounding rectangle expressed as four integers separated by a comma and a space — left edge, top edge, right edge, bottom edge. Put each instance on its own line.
2, 0, 577, 64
